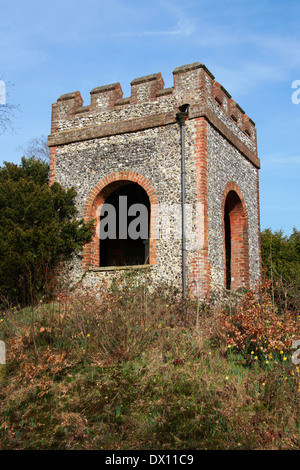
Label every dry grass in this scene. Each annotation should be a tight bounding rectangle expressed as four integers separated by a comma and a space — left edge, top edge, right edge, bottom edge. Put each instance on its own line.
0, 271, 299, 450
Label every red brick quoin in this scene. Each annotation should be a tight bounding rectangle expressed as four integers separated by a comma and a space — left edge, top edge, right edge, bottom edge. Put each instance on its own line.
188, 117, 211, 298
82, 172, 159, 269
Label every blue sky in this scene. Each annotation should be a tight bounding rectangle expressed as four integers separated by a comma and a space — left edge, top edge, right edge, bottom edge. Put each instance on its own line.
1, 0, 299, 235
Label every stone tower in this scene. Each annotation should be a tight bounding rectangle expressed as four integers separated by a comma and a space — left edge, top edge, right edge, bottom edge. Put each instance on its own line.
48, 62, 261, 297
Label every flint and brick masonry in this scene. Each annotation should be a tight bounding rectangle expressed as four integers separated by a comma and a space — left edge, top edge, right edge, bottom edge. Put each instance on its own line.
48, 62, 262, 297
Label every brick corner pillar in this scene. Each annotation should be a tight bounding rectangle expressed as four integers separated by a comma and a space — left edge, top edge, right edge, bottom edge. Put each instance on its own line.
256, 167, 263, 285
48, 146, 57, 186
188, 117, 211, 298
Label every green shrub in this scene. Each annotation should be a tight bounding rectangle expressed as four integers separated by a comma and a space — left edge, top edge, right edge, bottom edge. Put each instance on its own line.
0, 157, 93, 307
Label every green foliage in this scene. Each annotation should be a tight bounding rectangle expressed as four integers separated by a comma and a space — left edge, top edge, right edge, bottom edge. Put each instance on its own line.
0, 157, 93, 306
261, 228, 300, 311
261, 228, 300, 280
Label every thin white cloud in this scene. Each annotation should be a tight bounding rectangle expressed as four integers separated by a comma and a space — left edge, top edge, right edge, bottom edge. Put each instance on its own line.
110, 18, 196, 38
249, 34, 300, 69
262, 154, 300, 168
211, 61, 285, 97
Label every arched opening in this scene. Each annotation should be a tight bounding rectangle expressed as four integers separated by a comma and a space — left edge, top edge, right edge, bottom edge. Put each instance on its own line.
83, 171, 158, 270
224, 202, 231, 290
99, 182, 150, 267
223, 189, 250, 290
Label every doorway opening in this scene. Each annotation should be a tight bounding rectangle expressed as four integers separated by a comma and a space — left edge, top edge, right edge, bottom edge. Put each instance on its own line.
224, 189, 249, 290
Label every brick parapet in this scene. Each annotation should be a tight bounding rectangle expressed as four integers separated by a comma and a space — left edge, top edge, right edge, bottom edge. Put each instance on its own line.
48, 62, 259, 168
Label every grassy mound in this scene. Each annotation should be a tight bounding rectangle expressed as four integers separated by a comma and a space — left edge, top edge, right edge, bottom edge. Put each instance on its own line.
0, 273, 299, 450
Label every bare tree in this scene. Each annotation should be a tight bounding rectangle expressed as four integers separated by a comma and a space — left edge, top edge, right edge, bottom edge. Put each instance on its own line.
0, 78, 19, 135
0, 102, 19, 135
18, 135, 49, 162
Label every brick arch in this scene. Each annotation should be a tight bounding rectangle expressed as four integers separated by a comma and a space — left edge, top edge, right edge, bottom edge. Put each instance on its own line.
222, 182, 250, 290
82, 171, 158, 268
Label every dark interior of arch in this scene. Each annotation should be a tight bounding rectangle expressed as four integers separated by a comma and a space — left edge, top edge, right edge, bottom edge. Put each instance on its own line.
224, 202, 231, 290
100, 182, 150, 267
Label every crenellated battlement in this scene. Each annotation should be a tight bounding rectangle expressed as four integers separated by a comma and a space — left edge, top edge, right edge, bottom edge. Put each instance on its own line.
48, 62, 258, 167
